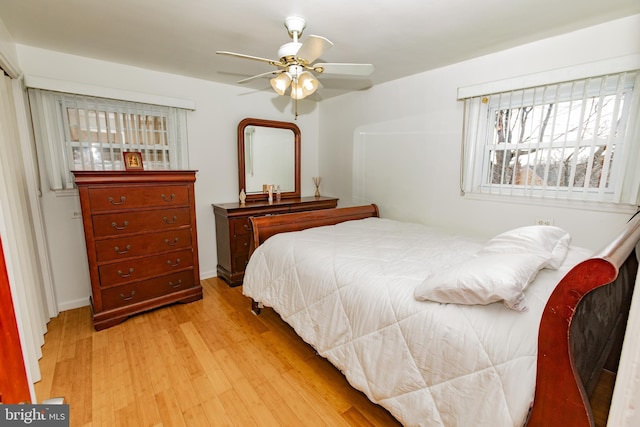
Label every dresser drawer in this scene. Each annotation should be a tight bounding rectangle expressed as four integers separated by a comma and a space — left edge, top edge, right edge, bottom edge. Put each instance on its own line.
92, 207, 191, 237
231, 233, 251, 256
232, 251, 250, 273
100, 270, 195, 311
230, 217, 252, 236
88, 185, 190, 212
95, 228, 193, 262
99, 249, 194, 286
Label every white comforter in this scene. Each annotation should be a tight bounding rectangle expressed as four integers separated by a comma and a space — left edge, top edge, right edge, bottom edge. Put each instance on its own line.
242, 218, 591, 427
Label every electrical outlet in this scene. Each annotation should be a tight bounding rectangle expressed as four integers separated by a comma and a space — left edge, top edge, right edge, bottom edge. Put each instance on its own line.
535, 218, 554, 226
72, 211, 82, 219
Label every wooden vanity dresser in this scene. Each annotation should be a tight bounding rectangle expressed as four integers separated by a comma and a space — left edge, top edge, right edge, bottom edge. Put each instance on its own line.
73, 170, 202, 330
213, 196, 338, 286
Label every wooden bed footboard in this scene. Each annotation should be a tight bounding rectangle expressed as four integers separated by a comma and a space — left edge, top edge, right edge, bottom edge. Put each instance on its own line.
249, 204, 380, 251
527, 212, 640, 427
248, 204, 379, 315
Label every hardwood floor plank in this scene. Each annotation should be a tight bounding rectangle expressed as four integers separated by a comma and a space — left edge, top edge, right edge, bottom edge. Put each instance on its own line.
217, 387, 258, 426
254, 373, 343, 427
132, 394, 163, 427
190, 374, 218, 405
166, 321, 205, 379
281, 369, 355, 426
183, 404, 214, 427
213, 348, 247, 386
114, 401, 143, 427
230, 378, 282, 425
90, 345, 114, 426
136, 318, 174, 395
200, 396, 234, 426
106, 327, 136, 411
252, 381, 309, 427
154, 389, 187, 427
342, 406, 376, 426
179, 321, 233, 395
170, 379, 202, 414
71, 337, 93, 425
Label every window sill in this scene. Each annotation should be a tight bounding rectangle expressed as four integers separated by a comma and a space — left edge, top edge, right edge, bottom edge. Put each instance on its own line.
461, 192, 638, 214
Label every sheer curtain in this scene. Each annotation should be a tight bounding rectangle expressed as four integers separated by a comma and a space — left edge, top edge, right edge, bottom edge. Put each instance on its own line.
0, 71, 54, 401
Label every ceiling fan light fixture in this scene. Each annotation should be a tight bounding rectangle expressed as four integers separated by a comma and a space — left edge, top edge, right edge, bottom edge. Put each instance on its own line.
290, 72, 318, 100
291, 71, 319, 99
297, 71, 319, 97
290, 83, 304, 100
270, 72, 291, 96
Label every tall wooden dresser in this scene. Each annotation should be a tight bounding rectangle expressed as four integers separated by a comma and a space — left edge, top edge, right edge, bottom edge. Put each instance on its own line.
213, 196, 338, 286
73, 170, 202, 330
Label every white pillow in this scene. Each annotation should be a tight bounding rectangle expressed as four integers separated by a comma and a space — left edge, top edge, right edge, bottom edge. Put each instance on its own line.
414, 252, 549, 311
479, 225, 570, 269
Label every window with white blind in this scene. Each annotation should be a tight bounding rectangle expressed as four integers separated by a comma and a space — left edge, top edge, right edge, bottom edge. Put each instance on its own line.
460, 70, 640, 208
28, 89, 189, 190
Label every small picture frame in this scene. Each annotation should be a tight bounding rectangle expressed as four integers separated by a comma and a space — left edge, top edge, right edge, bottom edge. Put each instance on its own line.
123, 152, 144, 171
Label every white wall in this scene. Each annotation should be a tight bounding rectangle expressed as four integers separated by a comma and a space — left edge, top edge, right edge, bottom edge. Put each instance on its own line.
320, 19, 640, 426
320, 14, 640, 250
15, 45, 322, 310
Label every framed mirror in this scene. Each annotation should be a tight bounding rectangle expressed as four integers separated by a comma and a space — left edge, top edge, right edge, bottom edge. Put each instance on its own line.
238, 118, 301, 202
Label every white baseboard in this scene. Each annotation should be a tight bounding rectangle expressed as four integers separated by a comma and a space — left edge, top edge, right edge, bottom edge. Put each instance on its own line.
200, 270, 217, 280
57, 296, 90, 312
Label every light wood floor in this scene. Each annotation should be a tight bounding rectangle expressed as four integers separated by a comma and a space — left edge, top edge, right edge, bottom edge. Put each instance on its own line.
35, 278, 401, 426
35, 277, 613, 427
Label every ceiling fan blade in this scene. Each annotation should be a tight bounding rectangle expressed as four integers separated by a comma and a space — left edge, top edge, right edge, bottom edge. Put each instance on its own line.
237, 70, 284, 84
313, 63, 375, 76
295, 35, 333, 63
216, 51, 283, 66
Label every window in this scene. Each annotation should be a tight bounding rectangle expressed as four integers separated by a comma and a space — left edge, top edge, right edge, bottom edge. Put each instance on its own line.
28, 89, 189, 190
460, 70, 640, 207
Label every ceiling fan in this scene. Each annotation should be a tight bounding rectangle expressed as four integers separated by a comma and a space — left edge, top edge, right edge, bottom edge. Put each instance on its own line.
216, 16, 374, 102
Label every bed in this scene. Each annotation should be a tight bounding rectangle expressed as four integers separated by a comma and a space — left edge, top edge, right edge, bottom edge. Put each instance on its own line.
242, 204, 639, 427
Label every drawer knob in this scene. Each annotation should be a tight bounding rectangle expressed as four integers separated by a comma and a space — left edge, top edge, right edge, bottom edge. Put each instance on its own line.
163, 215, 178, 224
167, 258, 181, 267
161, 193, 176, 202
165, 237, 179, 246
117, 268, 134, 278
243, 224, 251, 230
168, 280, 183, 289
119, 290, 136, 301
108, 196, 126, 205
114, 244, 131, 254
112, 221, 129, 230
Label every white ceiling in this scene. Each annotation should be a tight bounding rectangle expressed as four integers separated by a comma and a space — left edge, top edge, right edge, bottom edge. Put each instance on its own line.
1, 0, 639, 100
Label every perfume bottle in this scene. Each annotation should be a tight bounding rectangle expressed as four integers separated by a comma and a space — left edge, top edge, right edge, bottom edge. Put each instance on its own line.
275, 185, 281, 202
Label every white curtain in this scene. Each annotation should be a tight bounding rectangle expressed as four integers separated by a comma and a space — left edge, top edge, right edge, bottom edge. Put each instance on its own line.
0, 72, 53, 401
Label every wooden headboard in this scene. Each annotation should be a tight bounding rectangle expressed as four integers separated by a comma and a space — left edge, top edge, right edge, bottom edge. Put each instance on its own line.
249, 204, 379, 252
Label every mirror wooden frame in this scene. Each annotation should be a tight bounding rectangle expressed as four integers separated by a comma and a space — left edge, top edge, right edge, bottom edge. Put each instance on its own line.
238, 118, 301, 202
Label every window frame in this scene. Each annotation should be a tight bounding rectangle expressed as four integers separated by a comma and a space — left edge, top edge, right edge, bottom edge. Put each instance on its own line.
460, 70, 640, 211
